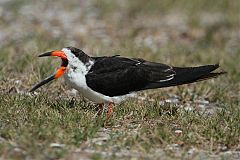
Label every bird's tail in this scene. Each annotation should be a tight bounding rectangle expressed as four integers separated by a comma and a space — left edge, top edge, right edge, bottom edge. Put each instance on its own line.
146, 64, 226, 89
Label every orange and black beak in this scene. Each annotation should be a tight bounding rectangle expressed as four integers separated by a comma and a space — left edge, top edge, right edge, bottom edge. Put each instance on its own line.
30, 50, 68, 92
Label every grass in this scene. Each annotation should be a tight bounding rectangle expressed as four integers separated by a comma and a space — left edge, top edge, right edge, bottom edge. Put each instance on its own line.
0, 0, 240, 159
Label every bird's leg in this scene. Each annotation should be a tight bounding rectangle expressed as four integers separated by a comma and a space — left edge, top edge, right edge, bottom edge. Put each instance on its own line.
107, 102, 113, 118
103, 102, 113, 128
94, 103, 104, 118
97, 103, 104, 116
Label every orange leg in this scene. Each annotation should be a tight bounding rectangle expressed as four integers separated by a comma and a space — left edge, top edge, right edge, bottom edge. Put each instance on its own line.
107, 102, 113, 119
97, 103, 104, 116
104, 102, 113, 128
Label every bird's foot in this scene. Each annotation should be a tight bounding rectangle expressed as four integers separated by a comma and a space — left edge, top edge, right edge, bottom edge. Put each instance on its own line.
94, 103, 104, 118
94, 102, 114, 128
103, 102, 113, 128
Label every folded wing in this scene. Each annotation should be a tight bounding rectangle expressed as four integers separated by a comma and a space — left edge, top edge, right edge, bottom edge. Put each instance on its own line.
86, 56, 175, 97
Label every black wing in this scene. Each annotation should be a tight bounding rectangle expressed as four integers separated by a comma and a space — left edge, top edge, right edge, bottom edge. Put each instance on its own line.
85, 56, 175, 97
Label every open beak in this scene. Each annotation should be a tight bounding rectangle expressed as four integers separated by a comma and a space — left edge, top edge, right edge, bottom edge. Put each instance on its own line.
30, 50, 68, 92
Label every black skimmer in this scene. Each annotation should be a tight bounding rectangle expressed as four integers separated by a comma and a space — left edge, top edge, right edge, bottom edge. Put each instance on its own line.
30, 46, 225, 125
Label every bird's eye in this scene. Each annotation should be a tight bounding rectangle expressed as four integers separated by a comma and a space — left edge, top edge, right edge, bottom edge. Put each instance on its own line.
70, 65, 77, 70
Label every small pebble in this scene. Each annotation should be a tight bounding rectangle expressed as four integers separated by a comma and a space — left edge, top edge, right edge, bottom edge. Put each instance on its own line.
175, 130, 183, 136
50, 143, 65, 148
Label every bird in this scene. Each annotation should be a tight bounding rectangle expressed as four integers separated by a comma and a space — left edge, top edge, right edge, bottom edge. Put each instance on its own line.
30, 46, 225, 125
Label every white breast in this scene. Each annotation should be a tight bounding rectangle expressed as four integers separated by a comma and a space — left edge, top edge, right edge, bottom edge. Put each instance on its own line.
64, 69, 135, 104
64, 69, 108, 103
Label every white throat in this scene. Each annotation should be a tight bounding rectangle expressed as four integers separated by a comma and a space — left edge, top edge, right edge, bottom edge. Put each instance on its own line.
61, 48, 93, 75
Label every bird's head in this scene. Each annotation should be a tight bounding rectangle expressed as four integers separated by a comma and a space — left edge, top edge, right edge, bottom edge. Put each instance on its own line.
30, 46, 91, 92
